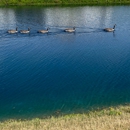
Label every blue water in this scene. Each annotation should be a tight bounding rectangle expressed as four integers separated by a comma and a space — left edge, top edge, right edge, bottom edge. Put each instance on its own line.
0, 6, 130, 120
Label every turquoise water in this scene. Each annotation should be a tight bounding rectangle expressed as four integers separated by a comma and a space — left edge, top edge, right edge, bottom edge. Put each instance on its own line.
0, 6, 130, 120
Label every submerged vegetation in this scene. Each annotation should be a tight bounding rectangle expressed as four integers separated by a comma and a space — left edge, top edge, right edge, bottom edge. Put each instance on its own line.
0, 0, 130, 6
0, 105, 130, 130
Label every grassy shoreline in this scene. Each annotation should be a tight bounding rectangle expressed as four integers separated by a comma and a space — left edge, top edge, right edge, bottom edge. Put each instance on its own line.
0, 104, 130, 130
0, 0, 130, 6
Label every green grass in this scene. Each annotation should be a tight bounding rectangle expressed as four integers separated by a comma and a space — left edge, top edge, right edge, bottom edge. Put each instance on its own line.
0, 104, 130, 130
0, 0, 130, 6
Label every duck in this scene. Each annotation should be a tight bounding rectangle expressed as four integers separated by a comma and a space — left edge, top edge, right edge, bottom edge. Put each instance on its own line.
20, 28, 30, 34
37, 27, 49, 33
8, 27, 18, 34
64, 27, 75, 32
104, 24, 116, 32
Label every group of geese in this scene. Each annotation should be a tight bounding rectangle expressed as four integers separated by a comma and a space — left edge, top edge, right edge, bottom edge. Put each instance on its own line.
7, 24, 116, 34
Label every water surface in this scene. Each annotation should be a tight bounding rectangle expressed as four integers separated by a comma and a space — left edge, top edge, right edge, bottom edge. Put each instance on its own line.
0, 6, 130, 120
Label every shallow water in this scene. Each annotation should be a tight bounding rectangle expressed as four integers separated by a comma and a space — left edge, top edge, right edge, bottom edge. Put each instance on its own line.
0, 6, 130, 120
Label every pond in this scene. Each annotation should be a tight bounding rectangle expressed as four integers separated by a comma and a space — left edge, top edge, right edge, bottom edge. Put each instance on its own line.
0, 6, 130, 120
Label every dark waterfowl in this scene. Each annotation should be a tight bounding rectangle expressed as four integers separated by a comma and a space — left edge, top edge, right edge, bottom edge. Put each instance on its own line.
64, 27, 75, 32
20, 28, 30, 34
37, 28, 49, 33
8, 27, 18, 34
104, 24, 116, 32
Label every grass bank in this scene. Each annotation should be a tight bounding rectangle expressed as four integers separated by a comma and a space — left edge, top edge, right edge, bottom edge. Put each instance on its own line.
0, 104, 130, 130
0, 0, 130, 6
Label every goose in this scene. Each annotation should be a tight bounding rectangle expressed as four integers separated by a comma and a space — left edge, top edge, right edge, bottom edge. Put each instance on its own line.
37, 27, 49, 33
20, 28, 30, 34
104, 24, 116, 32
64, 27, 75, 33
8, 27, 18, 34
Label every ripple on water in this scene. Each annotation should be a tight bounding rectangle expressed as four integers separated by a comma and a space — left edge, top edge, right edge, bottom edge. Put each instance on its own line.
0, 6, 130, 119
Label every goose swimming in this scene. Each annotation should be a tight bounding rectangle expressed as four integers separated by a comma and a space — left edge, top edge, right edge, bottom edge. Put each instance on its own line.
8, 27, 18, 34
20, 28, 30, 34
104, 24, 116, 32
64, 27, 75, 33
37, 28, 49, 33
